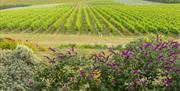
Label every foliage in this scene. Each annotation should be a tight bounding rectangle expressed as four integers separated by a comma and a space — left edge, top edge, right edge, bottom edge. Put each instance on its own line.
0, 45, 40, 90
0, 1, 180, 35
35, 35, 180, 90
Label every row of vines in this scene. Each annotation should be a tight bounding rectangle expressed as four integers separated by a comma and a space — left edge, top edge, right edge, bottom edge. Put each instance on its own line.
0, 2, 180, 35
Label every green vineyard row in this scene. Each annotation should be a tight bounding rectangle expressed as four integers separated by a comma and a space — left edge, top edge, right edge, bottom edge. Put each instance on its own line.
0, 1, 180, 35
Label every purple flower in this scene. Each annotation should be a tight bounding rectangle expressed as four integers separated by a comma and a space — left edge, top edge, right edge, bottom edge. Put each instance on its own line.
167, 59, 176, 64
79, 70, 85, 77
49, 47, 56, 52
145, 42, 152, 48
154, 44, 161, 51
163, 78, 175, 86
171, 42, 179, 48
168, 52, 178, 57
106, 55, 110, 61
159, 42, 167, 50
49, 58, 56, 64
72, 47, 75, 52
111, 80, 116, 87
133, 70, 141, 75
157, 55, 164, 61
94, 66, 100, 70
148, 60, 153, 64
122, 49, 133, 59
87, 75, 94, 80
44, 56, 56, 64
172, 67, 180, 73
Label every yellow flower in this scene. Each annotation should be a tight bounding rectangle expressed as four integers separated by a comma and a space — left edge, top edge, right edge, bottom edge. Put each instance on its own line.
108, 75, 115, 79
93, 70, 101, 79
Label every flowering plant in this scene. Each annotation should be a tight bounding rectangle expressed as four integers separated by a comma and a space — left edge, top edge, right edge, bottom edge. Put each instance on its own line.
86, 35, 180, 90
35, 34, 180, 90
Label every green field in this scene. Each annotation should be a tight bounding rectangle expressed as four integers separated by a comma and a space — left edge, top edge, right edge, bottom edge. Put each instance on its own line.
0, 0, 180, 36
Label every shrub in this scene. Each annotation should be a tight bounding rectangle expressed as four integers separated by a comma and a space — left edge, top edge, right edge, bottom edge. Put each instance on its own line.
88, 35, 180, 90
0, 45, 40, 90
35, 48, 93, 90
36, 35, 180, 90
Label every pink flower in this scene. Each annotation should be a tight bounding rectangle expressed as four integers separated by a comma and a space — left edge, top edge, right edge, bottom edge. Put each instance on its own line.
122, 49, 133, 59
63, 83, 68, 91
133, 70, 141, 75
79, 70, 85, 77
167, 59, 176, 64
111, 80, 116, 87
27, 79, 33, 87
163, 78, 175, 86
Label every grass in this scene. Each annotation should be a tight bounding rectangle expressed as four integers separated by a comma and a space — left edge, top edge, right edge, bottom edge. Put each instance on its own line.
0, 33, 139, 47
1, 33, 179, 55
0, 33, 138, 56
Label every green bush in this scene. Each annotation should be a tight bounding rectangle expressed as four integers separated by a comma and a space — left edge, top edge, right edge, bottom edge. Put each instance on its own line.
0, 45, 40, 90
37, 35, 180, 90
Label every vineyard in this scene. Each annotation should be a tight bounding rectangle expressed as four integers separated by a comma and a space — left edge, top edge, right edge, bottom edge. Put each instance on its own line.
0, 0, 180, 36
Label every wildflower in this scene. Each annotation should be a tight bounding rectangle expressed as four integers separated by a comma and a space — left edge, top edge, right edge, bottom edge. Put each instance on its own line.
63, 83, 68, 91
79, 70, 85, 77
93, 70, 101, 79
171, 42, 179, 48
27, 79, 33, 87
148, 60, 153, 64
128, 82, 135, 90
94, 66, 100, 70
71, 47, 75, 52
49, 58, 55, 64
122, 49, 133, 59
168, 52, 178, 57
154, 44, 161, 51
106, 55, 110, 61
159, 42, 168, 50
111, 80, 116, 87
167, 59, 176, 64
172, 67, 180, 73
133, 70, 141, 75
49, 47, 56, 52
157, 55, 164, 61
44, 56, 56, 64
87, 75, 94, 80
145, 42, 152, 48
163, 78, 175, 86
